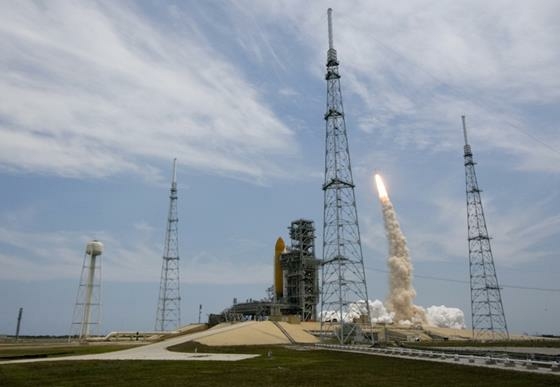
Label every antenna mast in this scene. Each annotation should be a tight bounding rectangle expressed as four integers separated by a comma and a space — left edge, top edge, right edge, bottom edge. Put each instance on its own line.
327, 8, 334, 50
462, 115, 469, 147
462, 116, 509, 340
155, 158, 181, 331
15, 307, 23, 342
320, 8, 372, 344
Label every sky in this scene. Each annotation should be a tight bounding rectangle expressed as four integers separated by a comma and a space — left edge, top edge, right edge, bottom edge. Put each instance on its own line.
0, 0, 559, 336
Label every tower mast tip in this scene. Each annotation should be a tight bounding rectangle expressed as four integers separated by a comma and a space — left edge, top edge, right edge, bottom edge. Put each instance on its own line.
172, 158, 177, 185
461, 115, 469, 146
327, 8, 334, 50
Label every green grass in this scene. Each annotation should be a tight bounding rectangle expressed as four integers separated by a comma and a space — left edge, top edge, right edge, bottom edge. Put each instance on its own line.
167, 341, 260, 353
0, 344, 140, 360
1, 345, 559, 386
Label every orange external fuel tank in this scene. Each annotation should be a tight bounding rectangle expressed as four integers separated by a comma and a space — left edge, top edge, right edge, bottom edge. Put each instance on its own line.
274, 237, 285, 300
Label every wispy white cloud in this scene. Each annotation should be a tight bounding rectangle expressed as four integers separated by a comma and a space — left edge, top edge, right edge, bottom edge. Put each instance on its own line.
243, 0, 560, 172
0, 1, 298, 181
0, 225, 272, 285
184, 250, 270, 285
0, 228, 88, 280
485, 195, 560, 266
1, 0, 557, 280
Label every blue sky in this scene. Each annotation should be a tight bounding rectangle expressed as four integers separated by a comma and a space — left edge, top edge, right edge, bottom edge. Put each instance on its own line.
0, 0, 559, 336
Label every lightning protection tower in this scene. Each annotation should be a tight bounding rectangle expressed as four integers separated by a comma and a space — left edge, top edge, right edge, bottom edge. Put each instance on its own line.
320, 8, 372, 344
155, 158, 181, 331
462, 115, 509, 341
70, 240, 103, 341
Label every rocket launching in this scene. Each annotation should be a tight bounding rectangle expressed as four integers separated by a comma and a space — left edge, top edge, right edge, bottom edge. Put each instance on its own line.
374, 174, 388, 201
374, 174, 426, 324
321, 174, 465, 328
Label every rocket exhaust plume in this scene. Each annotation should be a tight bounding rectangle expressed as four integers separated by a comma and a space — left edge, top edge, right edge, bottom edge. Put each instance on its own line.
374, 174, 425, 324
374, 174, 388, 201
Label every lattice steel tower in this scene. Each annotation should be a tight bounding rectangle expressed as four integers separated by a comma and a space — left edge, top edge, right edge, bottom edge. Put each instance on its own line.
462, 116, 509, 341
155, 158, 181, 331
320, 8, 372, 344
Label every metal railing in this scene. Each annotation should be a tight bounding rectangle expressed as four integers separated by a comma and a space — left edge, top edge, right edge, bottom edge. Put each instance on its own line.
315, 343, 560, 373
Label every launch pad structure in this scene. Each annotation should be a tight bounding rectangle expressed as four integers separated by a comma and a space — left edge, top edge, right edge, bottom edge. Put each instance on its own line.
280, 219, 320, 322
210, 219, 319, 325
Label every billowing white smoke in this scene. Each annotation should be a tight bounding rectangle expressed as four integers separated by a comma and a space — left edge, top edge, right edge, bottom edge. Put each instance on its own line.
321, 300, 466, 329
320, 299, 392, 324
375, 175, 425, 324
347, 299, 394, 324
319, 175, 466, 330
425, 305, 466, 329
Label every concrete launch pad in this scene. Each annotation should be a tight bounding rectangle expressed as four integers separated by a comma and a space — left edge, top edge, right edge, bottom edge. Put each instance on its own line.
2, 320, 555, 367
196, 321, 318, 346
0, 322, 262, 364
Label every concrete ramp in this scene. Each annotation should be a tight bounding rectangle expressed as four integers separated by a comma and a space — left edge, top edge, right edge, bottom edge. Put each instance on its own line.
273, 321, 296, 344
195, 321, 318, 346
276, 322, 319, 344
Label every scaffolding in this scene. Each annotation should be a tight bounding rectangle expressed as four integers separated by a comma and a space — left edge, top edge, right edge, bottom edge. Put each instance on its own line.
281, 219, 319, 321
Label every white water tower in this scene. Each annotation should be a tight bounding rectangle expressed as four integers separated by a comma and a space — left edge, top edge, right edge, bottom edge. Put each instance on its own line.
70, 240, 103, 340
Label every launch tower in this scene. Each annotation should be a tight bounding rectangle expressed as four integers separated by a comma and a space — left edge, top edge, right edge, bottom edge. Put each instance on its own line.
280, 219, 319, 321
155, 159, 181, 331
462, 116, 509, 340
320, 8, 372, 343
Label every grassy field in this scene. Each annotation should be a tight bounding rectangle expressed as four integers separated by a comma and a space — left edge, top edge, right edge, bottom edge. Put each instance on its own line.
1, 344, 559, 386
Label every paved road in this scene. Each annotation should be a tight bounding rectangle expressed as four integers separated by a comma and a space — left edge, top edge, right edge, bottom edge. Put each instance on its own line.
0, 322, 260, 364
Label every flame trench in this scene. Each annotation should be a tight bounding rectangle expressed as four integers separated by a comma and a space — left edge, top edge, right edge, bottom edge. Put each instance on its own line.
375, 174, 425, 324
